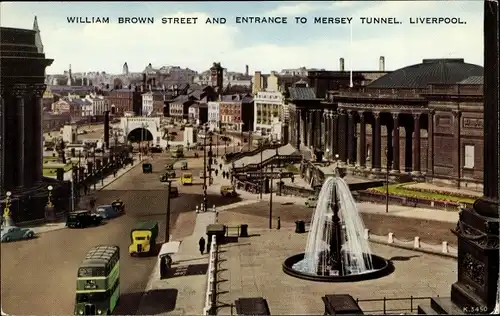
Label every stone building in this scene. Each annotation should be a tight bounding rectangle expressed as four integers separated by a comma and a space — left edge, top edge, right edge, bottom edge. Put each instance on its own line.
1, 18, 71, 222
288, 58, 485, 190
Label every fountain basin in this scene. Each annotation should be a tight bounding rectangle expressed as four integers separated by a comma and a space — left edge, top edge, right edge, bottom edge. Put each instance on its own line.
283, 253, 393, 282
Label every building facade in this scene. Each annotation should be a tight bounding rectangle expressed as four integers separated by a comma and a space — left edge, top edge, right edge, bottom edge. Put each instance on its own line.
1, 19, 71, 222
253, 91, 283, 136
288, 58, 485, 190
207, 101, 220, 131
142, 91, 154, 116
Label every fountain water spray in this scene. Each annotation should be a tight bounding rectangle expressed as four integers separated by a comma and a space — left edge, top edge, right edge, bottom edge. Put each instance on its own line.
292, 177, 374, 276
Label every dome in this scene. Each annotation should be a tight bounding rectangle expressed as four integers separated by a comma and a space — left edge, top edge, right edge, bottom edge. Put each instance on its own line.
368, 59, 483, 89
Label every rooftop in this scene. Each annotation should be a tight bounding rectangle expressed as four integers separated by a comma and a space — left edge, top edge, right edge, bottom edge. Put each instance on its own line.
368, 59, 483, 89
288, 87, 318, 100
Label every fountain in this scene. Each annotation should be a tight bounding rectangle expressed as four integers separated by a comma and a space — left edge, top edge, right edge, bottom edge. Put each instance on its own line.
283, 175, 392, 282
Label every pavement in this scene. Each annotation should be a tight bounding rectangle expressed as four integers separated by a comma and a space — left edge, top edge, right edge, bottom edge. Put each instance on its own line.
137, 200, 260, 315
1, 153, 245, 316
209, 161, 460, 224
215, 230, 457, 315
22, 154, 146, 234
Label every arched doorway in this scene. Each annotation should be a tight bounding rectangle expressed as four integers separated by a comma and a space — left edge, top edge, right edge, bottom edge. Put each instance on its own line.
127, 128, 153, 142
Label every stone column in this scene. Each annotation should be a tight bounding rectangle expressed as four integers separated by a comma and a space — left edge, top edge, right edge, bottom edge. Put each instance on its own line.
300, 109, 306, 148
14, 84, 27, 189
392, 113, 400, 173
347, 111, 357, 165
296, 109, 301, 148
316, 110, 325, 151
308, 110, 314, 147
331, 113, 338, 158
325, 111, 331, 155
0, 85, 4, 194
33, 84, 45, 183
338, 110, 348, 162
412, 114, 421, 174
372, 112, 381, 171
452, 110, 461, 184
426, 110, 435, 177
311, 110, 317, 149
359, 112, 366, 168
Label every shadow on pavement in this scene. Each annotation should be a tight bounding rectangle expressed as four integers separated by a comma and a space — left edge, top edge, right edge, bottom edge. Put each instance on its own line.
165, 263, 208, 279
125, 289, 178, 315
114, 291, 144, 315
389, 255, 421, 261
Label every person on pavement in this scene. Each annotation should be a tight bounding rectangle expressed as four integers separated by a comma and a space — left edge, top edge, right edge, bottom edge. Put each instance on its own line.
199, 237, 206, 255
215, 169, 219, 177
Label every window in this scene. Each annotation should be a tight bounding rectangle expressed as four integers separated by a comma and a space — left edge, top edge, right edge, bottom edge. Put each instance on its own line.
464, 145, 475, 168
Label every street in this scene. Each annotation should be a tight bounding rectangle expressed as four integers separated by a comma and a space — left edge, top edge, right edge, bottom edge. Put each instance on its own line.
0, 153, 240, 315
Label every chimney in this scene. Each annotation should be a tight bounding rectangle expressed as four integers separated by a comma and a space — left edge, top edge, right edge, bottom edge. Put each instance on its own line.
379, 56, 385, 71
245, 65, 249, 76
339, 58, 345, 71
253, 71, 262, 94
104, 111, 110, 149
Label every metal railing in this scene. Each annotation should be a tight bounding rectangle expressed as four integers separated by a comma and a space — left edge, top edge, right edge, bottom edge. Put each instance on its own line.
203, 237, 218, 315
356, 295, 435, 314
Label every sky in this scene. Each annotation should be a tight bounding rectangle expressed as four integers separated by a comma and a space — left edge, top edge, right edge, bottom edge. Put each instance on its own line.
0, 1, 484, 75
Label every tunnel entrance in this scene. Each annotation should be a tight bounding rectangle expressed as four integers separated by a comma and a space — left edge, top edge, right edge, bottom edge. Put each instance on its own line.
127, 128, 153, 142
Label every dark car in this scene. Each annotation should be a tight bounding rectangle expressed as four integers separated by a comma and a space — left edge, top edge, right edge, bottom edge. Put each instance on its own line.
111, 200, 125, 213
150, 146, 162, 153
66, 210, 103, 228
142, 163, 153, 173
95, 204, 123, 219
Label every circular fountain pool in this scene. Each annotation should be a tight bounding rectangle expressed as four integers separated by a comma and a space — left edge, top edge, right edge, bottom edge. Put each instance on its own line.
282, 253, 393, 282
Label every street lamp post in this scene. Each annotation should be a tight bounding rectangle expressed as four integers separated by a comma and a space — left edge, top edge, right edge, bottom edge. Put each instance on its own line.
269, 148, 279, 229
335, 154, 340, 171
45, 185, 55, 222
203, 127, 208, 212
165, 180, 172, 242
259, 140, 263, 200
385, 147, 390, 213
2, 191, 13, 227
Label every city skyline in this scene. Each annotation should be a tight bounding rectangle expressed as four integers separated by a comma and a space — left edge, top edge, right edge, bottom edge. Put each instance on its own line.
1, 1, 484, 74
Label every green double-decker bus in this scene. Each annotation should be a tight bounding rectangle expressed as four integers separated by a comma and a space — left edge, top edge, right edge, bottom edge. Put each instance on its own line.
74, 245, 120, 315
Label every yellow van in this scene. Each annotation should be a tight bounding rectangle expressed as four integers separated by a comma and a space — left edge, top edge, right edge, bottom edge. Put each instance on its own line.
129, 221, 158, 256
181, 173, 193, 185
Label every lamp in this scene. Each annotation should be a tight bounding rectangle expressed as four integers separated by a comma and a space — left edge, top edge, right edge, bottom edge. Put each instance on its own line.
45, 185, 56, 222
2, 191, 14, 227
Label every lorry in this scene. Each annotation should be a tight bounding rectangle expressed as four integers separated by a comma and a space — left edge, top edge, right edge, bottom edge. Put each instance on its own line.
129, 220, 159, 256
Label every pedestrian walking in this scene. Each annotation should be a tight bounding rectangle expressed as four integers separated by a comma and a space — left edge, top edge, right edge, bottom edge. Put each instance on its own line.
222, 171, 226, 179
215, 169, 219, 177
113, 169, 117, 177
219, 163, 222, 170
199, 237, 206, 255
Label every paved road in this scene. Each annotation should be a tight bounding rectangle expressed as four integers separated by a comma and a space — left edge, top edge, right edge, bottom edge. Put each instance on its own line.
0, 154, 241, 315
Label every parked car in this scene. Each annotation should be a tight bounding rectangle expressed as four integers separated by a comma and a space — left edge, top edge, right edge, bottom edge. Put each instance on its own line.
111, 200, 125, 213
95, 204, 123, 219
1, 226, 35, 242
305, 195, 318, 208
142, 163, 153, 173
66, 210, 103, 228
220, 185, 237, 197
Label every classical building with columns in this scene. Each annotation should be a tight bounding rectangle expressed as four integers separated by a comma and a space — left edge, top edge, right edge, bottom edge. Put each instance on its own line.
1, 18, 71, 222
288, 58, 485, 190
